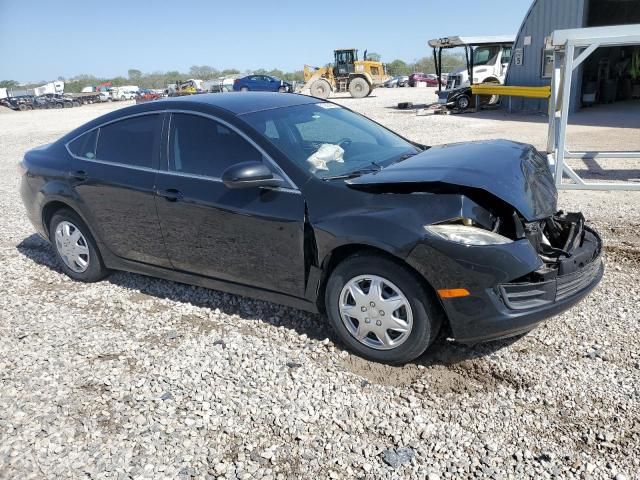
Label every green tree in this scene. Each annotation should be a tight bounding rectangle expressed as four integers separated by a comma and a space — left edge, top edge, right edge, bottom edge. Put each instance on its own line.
386, 59, 410, 76
0, 80, 19, 88
366, 52, 381, 61
128, 69, 142, 81
189, 65, 220, 79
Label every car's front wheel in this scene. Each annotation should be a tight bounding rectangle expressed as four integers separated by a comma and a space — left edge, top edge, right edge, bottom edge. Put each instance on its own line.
325, 253, 441, 364
50, 209, 109, 282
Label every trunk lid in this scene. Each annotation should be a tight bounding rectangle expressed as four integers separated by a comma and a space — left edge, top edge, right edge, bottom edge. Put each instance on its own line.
347, 139, 557, 221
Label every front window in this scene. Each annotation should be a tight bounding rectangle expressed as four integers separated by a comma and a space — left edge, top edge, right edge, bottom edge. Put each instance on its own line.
241, 103, 419, 179
473, 46, 499, 66
169, 113, 263, 178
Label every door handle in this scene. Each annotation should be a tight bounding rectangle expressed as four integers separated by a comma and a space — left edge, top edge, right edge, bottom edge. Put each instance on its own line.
156, 188, 183, 202
68, 170, 88, 181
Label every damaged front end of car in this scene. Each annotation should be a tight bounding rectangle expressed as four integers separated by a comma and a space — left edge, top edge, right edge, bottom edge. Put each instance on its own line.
414, 205, 603, 343
347, 140, 604, 342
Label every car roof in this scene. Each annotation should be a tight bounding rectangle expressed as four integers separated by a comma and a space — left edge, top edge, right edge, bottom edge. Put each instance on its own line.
150, 92, 321, 115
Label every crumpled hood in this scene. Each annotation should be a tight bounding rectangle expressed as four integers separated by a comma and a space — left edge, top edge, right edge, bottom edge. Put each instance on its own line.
347, 139, 557, 221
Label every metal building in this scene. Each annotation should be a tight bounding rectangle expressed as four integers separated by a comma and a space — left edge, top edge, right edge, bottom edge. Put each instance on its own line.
506, 0, 640, 112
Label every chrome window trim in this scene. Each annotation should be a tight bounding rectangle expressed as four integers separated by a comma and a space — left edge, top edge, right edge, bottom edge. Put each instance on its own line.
165, 109, 299, 191
64, 111, 163, 170
63, 108, 301, 195
155, 169, 300, 195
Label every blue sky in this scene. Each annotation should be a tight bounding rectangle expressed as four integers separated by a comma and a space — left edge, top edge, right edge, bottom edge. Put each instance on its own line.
0, 0, 531, 82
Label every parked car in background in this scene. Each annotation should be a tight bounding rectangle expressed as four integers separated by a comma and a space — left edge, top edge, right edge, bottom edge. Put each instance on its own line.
43, 93, 76, 108
233, 75, 292, 92
20, 93, 603, 363
1, 95, 34, 111
384, 76, 409, 88
408, 73, 441, 87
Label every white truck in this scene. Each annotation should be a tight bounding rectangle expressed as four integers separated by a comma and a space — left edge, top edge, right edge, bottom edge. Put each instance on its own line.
428, 35, 515, 110
33, 81, 65, 96
110, 85, 139, 101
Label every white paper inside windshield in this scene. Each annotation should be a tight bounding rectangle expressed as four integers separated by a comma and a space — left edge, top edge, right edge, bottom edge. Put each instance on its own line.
317, 103, 340, 109
306, 144, 345, 172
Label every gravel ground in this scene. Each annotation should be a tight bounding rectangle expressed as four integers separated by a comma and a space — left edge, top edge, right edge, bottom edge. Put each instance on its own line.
1, 92, 639, 480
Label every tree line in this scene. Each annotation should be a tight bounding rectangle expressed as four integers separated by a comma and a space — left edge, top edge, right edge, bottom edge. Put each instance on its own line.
1, 53, 466, 93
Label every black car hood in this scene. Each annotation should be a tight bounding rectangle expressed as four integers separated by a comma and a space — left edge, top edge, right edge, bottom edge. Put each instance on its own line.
347, 140, 557, 221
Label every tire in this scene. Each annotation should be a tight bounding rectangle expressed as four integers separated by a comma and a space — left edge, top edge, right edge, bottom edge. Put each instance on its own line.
456, 95, 470, 110
63, 102, 72, 108
310, 79, 331, 99
18, 104, 27, 111
348, 77, 370, 98
480, 78, 501, 105
72, 101, 80, 107
325, 253, 442, 364
55, 102, 63, 109
240, 86, 249, 92
49, 209, 109, 283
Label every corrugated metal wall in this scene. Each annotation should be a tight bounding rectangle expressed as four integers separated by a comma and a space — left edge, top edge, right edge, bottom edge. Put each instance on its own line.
506, 0, 588, 112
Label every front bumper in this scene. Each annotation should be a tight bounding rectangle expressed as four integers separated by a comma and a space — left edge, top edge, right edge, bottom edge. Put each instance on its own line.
406, 228, 604, 344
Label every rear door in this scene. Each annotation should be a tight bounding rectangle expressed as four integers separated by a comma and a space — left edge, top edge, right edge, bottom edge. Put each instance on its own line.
66, 113, 171, 267
154, 112, 306, 297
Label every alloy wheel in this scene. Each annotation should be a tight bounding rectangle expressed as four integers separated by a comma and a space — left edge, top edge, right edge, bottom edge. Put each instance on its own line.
339, 275, 413, 350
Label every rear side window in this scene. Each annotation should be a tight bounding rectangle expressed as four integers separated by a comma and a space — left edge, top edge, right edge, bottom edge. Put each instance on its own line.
68, 129, 98, 159
169, 113, 263, 178
96, 114, 162, 169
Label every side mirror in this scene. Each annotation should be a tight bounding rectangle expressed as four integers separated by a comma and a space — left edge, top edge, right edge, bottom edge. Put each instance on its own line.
221, 161, 284, 189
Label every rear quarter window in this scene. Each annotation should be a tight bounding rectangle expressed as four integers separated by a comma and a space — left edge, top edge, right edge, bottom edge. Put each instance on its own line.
96, 114, 162, 169
68, 129, 98, 159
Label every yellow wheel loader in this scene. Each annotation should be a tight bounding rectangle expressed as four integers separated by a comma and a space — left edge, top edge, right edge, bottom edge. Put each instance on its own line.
301, 49, 389, 99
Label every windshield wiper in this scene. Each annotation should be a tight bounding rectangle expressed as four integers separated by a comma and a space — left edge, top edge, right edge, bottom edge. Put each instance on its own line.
393, 152, 418, 164
322, 162, 383, 181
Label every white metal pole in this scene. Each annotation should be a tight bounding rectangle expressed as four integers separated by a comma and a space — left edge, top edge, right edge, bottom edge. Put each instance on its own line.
555, 43, 575, 186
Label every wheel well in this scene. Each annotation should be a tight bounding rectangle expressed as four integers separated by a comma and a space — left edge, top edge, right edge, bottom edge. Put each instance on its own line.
316, 244, 448, 332
42, 201, 73, 237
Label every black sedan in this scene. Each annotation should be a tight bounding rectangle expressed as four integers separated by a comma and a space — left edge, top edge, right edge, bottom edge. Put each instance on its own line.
19, 93, 603, 363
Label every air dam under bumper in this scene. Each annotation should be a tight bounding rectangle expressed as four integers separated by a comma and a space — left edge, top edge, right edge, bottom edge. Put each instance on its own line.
406, 230, 604, 344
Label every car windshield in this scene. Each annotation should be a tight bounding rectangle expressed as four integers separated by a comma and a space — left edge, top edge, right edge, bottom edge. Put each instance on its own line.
241, 103, 420, 179
473, 46, 499, 66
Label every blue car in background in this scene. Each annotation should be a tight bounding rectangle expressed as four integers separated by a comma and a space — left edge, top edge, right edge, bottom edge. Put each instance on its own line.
233, 75, 292, 92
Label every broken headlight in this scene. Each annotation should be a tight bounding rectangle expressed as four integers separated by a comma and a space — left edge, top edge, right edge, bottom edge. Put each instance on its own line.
424, 224, 512, 246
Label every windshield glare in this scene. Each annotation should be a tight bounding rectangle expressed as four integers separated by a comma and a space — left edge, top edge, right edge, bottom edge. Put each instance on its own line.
473, 46, 499, 66
241, 103, 419, 179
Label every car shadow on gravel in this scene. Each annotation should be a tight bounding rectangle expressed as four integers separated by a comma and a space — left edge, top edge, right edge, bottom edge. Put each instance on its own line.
17, 233, 524, 367
16, 234, 331, 342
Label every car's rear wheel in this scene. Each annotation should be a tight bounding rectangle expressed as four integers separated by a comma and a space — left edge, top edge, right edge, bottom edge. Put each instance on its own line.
325, 253, 441, 364
49, 209, 109, 282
